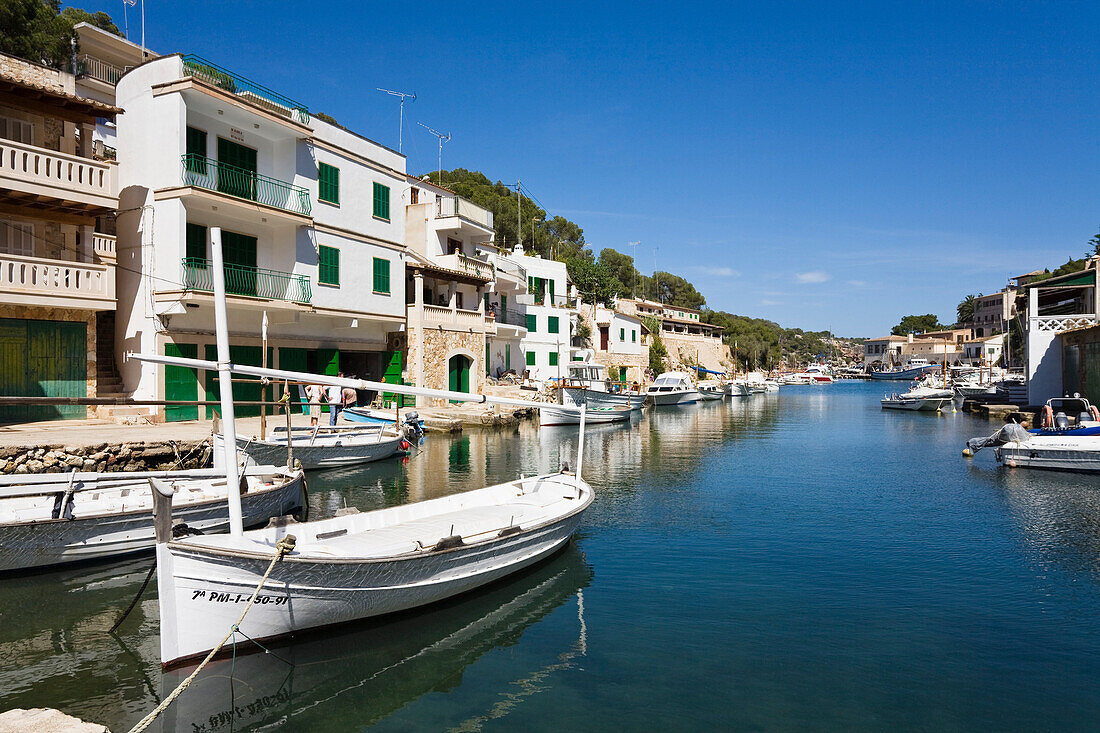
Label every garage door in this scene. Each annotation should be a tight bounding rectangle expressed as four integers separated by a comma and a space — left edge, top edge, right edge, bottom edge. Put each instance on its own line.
0, 317, 87, 423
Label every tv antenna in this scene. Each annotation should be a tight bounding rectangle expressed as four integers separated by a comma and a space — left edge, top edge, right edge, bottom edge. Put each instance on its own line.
417, 122, 450, 185
376, 88, 416, 153
628, 241, 640, 298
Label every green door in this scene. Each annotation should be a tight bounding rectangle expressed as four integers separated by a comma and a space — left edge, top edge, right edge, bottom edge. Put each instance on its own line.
0, 318, 86, 423
204, 345, 270, 418
164, 342, 198, 422
216, 137, 257, 201
448, 354, 471, 394
382, 350, 410, 406
221, 230, 257, 297
279, 347, 308, 414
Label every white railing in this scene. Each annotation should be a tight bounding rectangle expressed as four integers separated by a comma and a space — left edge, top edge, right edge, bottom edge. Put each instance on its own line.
493, 254, 527, 282
437, 196, 494, 228
92, 233, 116, 263
0, 139, 115, 202
1032, 314, 1098, 332
76, 55, 126, 85
0, 253, 114, 303
435, 252, 494, 280
412, 304, 488, 332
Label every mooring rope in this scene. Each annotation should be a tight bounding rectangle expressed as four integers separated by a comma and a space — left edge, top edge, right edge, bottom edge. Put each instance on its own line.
108, 560, 157, 634
126, 534, 297, 733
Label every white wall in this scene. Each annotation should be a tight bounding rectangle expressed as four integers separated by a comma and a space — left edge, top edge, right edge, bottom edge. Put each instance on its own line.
1027, 327, 1062, 404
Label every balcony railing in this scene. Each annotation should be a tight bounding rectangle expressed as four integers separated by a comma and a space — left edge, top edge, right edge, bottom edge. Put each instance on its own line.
437, 196, 494, 228
182, 55, 310, 124
92, 233, 116, 263
181, 258, 311, 304
75, 55, 126, 85
0, 253, 114, 304
493, 254, 527, 282
0, 139, 114, 204
412, 304, 488, 332
487, 307, 528, 330
181, 154, 311, 216
436, 252, 494, 280
516, 292, 577, 309
1031, 314, 1097, 333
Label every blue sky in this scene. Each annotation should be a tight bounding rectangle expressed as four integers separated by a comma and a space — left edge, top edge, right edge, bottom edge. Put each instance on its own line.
119, 0, 1098, 336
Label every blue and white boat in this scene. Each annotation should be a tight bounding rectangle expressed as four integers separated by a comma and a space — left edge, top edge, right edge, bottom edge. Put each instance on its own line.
1030, 397, 1100, 437
870, 358, 940, 381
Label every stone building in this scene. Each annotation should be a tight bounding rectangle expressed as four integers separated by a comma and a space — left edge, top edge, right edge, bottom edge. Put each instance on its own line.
577, 302, 649, 382
617, 298, 729, 373
0, 53, 120, 422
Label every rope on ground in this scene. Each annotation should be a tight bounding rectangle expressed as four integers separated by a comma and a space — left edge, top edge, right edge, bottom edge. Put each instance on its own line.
126, 534, 297, 733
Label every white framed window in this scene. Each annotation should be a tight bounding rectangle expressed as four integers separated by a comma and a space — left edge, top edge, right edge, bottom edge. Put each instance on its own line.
0, 220, 34, 256
0, 117, 33, 145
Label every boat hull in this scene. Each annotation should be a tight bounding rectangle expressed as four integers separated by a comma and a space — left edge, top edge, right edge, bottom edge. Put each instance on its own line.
539, 405, 631, 426
697, 388, 724, 401
221, 432, 405, 470
562, 387, 645, 411
0, 472, 304, 573
881, 397, 954, 411
157, 474, 593, 667
870, 365, 938, 380
996, 440, 1100, 472
647, 389, 700, 406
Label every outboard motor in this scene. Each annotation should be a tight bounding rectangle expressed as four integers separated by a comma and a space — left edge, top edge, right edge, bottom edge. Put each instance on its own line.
1054, 411, 1070, 430
402, 410, 424, 439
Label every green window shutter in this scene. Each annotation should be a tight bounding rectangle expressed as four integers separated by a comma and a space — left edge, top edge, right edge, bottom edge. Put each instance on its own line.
318, 245, 339, 286
549, 279, 556, 305
484, 293, 490, 311
526, 314, 537, 332
632, 330, 637, 342
549, 351, 559, 366
548, 316, 559, 333
185, 223, 207, 262
373, 257, 390, 293
373, 182, 390, 220
526, 350, 536, 366
620, 328, 625, 340
185, 127, 207, 173
318, 163, 339, 204
506, 344, 511, 369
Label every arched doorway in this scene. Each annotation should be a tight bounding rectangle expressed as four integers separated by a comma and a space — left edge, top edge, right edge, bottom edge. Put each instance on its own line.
448, 354, 472, 393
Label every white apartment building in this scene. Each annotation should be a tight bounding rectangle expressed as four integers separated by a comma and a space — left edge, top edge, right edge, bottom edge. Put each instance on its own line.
403, 176, 496, 395
512, 246, 578, 380
862, 335, 907, 370
577, 302, 647, 382
962, 334, 1004, 366
115, 53, 409, 421
477, 242, 528, 379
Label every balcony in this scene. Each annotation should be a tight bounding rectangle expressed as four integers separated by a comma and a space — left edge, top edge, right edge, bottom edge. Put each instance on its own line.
410, 304, 488, 333
436, 196, 493, 228
181, 258, 311, 304
180, 154, 311, 217
75, 55, 126, 85
0, 253, 115, 310
0, 139, 115, 211
435, 252, 494, 281
92, 233, 116, 264
181, 55, 310, 124
487, 307, 528, 336
516, 292, 578, 309
1031, 314, 1097, 333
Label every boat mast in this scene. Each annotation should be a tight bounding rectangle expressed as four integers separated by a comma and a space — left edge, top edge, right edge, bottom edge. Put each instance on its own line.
210, 227, 245, 537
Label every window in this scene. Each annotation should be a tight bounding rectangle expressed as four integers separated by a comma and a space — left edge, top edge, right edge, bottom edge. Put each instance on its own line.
526, 314, 537, 332
185, 126, 206, 173
620, 328, 625, 341
526, 351, 536, 367
185, 223, 207, 264
410, 187, 419, 204
0, 220, 33, 256
506, 344, 511, 370
372, 182, 390, 220
549, 351, 559, 367
0, 117, 33, 145
318, 162, 340, 204
632, 330, 637, 343
372, 257, 390, 293
548, 316, 559, 333
318, 245, 340, 286
447, 237, 462, 255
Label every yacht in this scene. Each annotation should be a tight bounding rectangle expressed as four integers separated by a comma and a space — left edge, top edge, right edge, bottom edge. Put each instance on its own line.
646, 372, 700, 406
870, 358, 939, 381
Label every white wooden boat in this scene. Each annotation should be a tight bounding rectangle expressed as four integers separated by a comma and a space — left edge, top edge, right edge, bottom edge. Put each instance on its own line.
646, 372, 700, 406
561, 355, 645, 411
881, 384, 955, 411
539, 404, 632, 426
697, 381, 725, 400
133, 229, 597, 669
761, 379, 781, 393
0, 466, 305, 573
725, 379, 751, 397
216, 425, 405, 471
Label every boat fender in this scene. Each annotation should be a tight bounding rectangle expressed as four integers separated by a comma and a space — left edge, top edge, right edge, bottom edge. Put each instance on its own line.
498, 525, 523, 538
171, 522, 204, 538
1042, 405, 1054, 429
400, 439, 410, 450
430, 535, 465, 552
1092, 406, 1100, 422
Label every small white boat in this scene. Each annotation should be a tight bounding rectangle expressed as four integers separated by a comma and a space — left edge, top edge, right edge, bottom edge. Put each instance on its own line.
870, 358, 940, 381
646, 372, 700, 406
792, 364, 834, 383
881, 384, 955, 411
561, 355, 645, 411
697, 380, 725, 401
540, 404, 632, 426
217, 426, 406, 471
967, 423, 1100, 473
725, 379, 752, 397
0, 466, 305, 573
761, 379, 781, 393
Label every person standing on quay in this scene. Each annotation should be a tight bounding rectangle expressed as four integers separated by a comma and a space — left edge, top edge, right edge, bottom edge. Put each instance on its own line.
306, 383, 323, 427
328, 373, 346, 426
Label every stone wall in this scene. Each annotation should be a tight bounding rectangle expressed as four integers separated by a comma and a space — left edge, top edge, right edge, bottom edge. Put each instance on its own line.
0, 440, 211, 474
0, 305, 97, 416
0, 52, 72, 94
408, 326, 485, 404
661, 332, 731, 373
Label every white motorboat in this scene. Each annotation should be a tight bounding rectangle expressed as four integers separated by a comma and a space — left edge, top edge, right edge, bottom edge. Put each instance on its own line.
724, 379, 751, 397
133, 230, 597, 670
697, 380, 725, 400
646, 372, 700, 406
761, 379, 781, 393
792, 364, 834, 383
967, 422, 1100, 473
880, 384, 955, 411
539, 404, 632, 426
217, 425, 406, 471
870, 358, 940, 381
561, 354, 645, 411
0, 466, 305, 573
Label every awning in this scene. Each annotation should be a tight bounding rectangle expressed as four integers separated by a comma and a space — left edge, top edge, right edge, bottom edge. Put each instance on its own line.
693, 366, 726, 376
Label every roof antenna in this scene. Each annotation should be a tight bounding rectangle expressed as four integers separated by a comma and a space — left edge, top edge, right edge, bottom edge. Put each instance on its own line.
417, 122, 450, 186
376, 88, 416, 153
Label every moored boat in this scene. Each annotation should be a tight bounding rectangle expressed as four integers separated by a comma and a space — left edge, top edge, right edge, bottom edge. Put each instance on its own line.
697, 381, 725, 400
216, 426, 406, 471
871, 358, 939, 381
539, 404, 632, 426
646, 372, 700, 406
881, 384, 955, 411
561, 354, 645, 411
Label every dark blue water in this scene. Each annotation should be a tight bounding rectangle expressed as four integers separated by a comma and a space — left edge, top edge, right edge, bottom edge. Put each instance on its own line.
3, 381, 1100, 731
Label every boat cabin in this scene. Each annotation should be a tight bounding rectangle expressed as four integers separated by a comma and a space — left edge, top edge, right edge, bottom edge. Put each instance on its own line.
647, 372, 693, 393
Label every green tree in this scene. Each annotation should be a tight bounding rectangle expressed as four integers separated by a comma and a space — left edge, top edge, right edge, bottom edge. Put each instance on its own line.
59, 6, 121, 35
565, 257, 622, 305
0, 0, 74, 69
643, 317, 668, 374
891, 314, 942, 336
1089, 227, 1100, 257
598, 248, 644, 299
652, 271, 705, 309
956, 294, 977, 324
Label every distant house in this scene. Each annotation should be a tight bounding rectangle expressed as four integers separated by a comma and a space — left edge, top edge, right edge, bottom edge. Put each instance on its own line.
962, 334, 1004, 366
972, 290, 1015, 337
617, 298, 728, 373
576, 302, 648, 383
862, 335, 908, 371
1025, 260, 1100, 403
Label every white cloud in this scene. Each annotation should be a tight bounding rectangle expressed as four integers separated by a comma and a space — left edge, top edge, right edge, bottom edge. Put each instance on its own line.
693, 266, 740, 277
760, 299, 782, 306
795, 271, 831, 284
847, 280, 867, 287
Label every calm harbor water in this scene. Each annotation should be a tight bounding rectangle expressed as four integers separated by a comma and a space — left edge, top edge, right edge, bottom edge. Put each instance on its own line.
4, 380, 1100, 730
